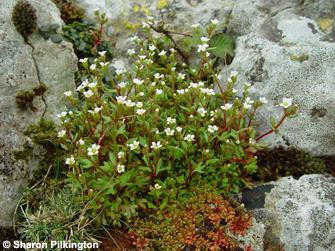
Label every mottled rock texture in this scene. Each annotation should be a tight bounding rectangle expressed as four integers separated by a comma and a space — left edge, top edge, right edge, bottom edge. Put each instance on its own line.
0, 0, 77, 226
242, 174, 335, 251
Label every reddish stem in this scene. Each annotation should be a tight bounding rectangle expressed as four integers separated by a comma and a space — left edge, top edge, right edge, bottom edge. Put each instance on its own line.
256, 113, 287, 142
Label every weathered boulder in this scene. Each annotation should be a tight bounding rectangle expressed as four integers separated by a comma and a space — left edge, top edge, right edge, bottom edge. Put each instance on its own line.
241, 174, 335, 251
222, 0, 335, 155
0, 0, 77, 226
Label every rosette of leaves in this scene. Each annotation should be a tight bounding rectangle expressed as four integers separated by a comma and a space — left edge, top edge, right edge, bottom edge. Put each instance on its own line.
62, 19, 113, 59
39, 24, 63, 43
12, 0, 37, 42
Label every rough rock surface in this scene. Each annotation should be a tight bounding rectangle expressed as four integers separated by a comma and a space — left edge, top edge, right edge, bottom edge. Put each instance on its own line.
241, 174, 335, 251
75, 0, 335, 155
222, 0, 335, 155
0, 0, 77, 226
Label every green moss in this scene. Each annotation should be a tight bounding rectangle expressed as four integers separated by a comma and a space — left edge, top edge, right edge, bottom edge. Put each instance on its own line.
16, 84, 47, 111
12, 142, 33, 161
254, 146, 326, 182
16, 90, 36, 110
12, 0, 37, 42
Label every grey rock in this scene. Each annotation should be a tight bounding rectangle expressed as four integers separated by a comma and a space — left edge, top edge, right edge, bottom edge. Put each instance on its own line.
222, 0, 335, 155
0, 0, 77, 226
241, 174, 335, 251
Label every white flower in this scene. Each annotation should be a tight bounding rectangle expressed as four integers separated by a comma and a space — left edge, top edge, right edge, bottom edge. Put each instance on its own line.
243, 103, 252, 109
117, 164, 125, 173
177, 89, 185, 94
154, 183, 161, 189
88, 82, 97, 89
259, 97, 268, 104
65, 155, 75, 165
127, 49, 135, 55
167, 117, 176, 125
68, 111, 73, 116
139, 92, 145, 96
184, 134, 195, 142
208, 125, 219, 133
116, 96, 127, 104
83, 90, 93, 98
164, 128, 175, 136
156, 89, 163, 95
200, 88, 215, 96
117, 82, 127, 88
133, 78, 144, 85
221, 103, 233, 111
77, 79, 89, 92
57, 111, 67, 118
211, 19, 219, 25
64, 90, 72, 97
117, 151, 125, 159
158, 50, 166, 56
244, 82, 252, 87
136, 109, 146, 115
87, 144, 101, 156
191, 23, 200, 28
90, 64, 96, 70
151, 141, 162, 150
189, 82, 198, 88
280, 98, 293, 108
249, 138, 256, 145
79, 58, 88, 64
100, 62, 109, 67
139, 55, 146, 60
232, 88, 237, 93
149, 44, 156, 51
125, 100, 135, 107
116, 69, 125, 75
170, 48, 176, 53
201, 36, 210, 43
93, 106, 103, 113
176, 126, 183, 133
127, 140, 140, 150
177, 73, 185, 80
130, 35, 139, 42
98, 51, 107, 56
78, 138, 85, 145
57, 130, 66, 138
154, 73, 164, 79
230, 71, 238, 78
155, 108, 160, 112
197, 43, 209, 52
142, 22, 150, 28
151, 82, 156, 87
136, 102, 143, 108
197, 107, 207, 117
245, 97, 254, 104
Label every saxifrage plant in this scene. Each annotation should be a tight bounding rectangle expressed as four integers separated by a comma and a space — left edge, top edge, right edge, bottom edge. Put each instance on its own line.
55, 18, 297, 227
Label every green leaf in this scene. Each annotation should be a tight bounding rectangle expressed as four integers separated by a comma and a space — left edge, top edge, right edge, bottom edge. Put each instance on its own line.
208, 33, 235, 58
79, 158, 93, 169
160, 197, 169, 210
147, 201, 157, 209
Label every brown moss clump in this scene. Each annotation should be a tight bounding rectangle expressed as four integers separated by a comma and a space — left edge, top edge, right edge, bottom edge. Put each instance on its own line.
129, 190, 253, 250
254, 146, 326, 182
52, 0, 84, 24
12, 0, 37, 42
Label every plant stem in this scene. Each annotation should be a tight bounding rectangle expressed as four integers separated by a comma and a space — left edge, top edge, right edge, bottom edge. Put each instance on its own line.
256, 113, 287, 142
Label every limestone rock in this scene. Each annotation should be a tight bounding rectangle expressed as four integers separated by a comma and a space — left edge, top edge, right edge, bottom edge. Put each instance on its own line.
222, 0, 335, 155
241, 174, 335, 251
0, 0, 77, 226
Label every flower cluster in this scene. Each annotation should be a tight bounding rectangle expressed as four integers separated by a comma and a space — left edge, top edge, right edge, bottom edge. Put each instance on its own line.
55, 19, 296, 227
